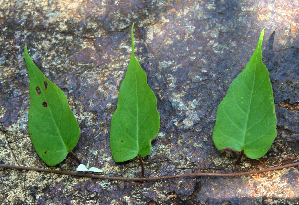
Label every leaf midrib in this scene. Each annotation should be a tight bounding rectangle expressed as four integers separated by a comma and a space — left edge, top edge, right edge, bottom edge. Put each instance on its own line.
134, 57, 139, 153
243, 56, 258, 148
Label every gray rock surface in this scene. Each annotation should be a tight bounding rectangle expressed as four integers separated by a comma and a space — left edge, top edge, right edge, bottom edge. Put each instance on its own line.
1, 0, 299, 204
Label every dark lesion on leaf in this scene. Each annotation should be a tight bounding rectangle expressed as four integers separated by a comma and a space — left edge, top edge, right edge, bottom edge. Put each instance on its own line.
35, 86, 41, 95
42, 102, 48, 107
121, 140, 124, 143
43, 150, 47, 155
44, 81, 48, 90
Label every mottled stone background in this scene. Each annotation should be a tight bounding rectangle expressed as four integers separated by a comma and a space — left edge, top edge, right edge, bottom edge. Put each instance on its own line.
1, 0, 299, 204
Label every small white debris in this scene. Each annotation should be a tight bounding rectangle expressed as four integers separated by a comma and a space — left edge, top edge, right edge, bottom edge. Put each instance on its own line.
76, 163, 103, 173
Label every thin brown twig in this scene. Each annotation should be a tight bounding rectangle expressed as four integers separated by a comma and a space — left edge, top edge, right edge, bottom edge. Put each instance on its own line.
1, 161, 299, 181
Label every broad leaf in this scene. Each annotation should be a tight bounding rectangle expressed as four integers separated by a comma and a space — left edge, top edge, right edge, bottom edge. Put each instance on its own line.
24, 45, 80, 166
110, 24, 160, 162
212, 30, 277, 159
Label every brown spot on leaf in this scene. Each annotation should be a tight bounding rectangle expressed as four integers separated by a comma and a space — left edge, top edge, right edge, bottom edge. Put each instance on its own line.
42, 102, 48, 107
44, 81, 48, 90
36, 86, 41, 95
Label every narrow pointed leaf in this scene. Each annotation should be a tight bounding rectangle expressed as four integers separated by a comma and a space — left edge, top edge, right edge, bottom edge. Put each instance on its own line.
212, 30, 277, 159
24, 45, 80, 166
110, 24, 160, 162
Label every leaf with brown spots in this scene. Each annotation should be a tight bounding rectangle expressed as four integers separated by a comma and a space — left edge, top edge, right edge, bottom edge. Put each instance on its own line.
24, 45, 80, 166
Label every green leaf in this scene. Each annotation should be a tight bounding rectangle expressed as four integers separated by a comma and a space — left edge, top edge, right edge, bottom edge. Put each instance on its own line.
24, 45, 80, 166
212, 30, 277, 159
110, 24, 160, 162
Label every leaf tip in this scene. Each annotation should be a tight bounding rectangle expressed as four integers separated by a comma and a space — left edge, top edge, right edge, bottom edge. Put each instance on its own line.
258, 29, 265, 50
131, 23, 135, 55
24, 44, 28, 55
